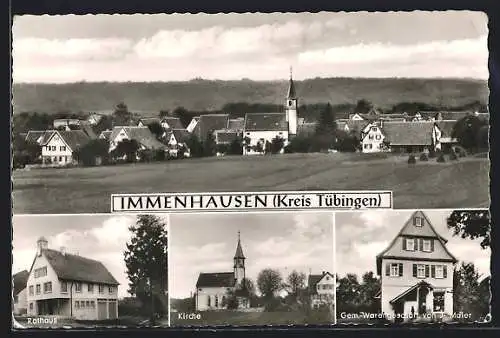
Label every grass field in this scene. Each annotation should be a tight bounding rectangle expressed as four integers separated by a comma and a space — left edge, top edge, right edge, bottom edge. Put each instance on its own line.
12, 153, 490, 214
170, 310, 333, 326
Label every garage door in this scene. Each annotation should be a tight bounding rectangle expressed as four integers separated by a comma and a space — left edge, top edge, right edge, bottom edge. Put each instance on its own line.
108, 301, 117, 319
97, 301, 107, 320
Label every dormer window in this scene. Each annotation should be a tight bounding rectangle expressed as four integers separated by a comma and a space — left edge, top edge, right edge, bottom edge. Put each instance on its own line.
414, 217, 423, 227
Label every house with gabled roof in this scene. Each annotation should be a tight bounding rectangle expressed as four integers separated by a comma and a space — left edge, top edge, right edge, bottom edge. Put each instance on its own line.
195, 232, 250, 311
108, 126, 167, 155
381, 121, 442, 153
26, 237, 119, 320
161, 117, 184, 130
308, 271, 335, 309
166, 129, 191, 157
192, 114, 230, 142
40, 130, 92, 165
376, 211, 457, 322
137, 117, 162, 128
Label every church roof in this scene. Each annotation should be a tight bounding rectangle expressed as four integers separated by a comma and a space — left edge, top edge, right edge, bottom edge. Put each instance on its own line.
234, 237, 245, 259
196, 272, 236, 288
287, 77, 297, 99
244, 113, 288, 132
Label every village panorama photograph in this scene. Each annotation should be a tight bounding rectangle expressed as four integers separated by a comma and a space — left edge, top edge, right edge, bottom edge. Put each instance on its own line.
11, 11, 489, 214
11, 214, 169, 329
335, 209, 490, 325
169, 212, 335, 326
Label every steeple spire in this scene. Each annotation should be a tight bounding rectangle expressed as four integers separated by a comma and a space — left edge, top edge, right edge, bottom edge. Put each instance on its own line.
234, 230, 245, 259
287, 66, 296, 99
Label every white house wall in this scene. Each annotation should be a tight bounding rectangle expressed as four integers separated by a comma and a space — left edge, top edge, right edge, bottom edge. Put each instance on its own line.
243, 130, 288, 155
196, 286, 231, 311
14, 288, 28, 315
26, 253, 118, 320
42, 133, 74, 165
361, 125, 385, 153
380, 258, 454, 317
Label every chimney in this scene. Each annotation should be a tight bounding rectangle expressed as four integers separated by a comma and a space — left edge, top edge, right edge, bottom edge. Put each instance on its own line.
36, 237, 48, 257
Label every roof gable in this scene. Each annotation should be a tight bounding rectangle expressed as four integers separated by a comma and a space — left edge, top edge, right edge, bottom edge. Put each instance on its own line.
43, 249, 119, 285
110, 126, 166, 150
308, 272, 334, 294
244, 113, 288, 132
196, 272, 236, 288
376, 211, 457, 274
46, 130, 91, 151
162, 117, 184, 130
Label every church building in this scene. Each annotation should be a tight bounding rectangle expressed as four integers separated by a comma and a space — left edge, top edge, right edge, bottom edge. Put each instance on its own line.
242, 69, 299, 155
194, 232, 250, 311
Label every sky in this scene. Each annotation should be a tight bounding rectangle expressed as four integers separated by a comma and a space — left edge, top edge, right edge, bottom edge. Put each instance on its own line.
12, 11, 488, 83
12, 214, 169, 299
336, 209, 491, 281
170, 211, 334, 299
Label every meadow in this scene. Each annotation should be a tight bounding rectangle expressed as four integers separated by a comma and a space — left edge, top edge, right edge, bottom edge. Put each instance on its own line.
12, 153, 490, 214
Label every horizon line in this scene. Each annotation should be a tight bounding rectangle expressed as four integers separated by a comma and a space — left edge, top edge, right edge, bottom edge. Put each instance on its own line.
12, 75, 488, 85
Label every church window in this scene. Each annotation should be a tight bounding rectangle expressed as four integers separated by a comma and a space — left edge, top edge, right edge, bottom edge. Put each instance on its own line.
215, 296, 219, 308
288, 100, 292, 106
207, 296, 211, 307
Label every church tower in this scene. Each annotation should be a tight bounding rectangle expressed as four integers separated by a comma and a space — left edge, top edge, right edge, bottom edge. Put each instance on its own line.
233, 231, 246, 285
285, 67, 298, 137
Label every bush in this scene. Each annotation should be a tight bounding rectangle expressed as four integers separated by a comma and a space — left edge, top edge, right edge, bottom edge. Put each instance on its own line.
263, 298, 292, 312
449, 151, 458, 161
419, 153, 428, 161
428, 149, 436, 158
408, 154, 416, 164
437, 153, 446, 163
153, 149, 166, 161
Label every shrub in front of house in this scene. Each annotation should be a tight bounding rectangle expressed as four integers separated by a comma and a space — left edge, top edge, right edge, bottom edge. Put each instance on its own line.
408, 154, 416, 164
437, 153, 446, 163
428, 149, 436, 158
449, 151, 458, 161
419, 153, 428, 161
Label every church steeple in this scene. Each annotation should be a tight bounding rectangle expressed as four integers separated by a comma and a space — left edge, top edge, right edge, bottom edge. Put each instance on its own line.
233, 231, 245, 284
287, 66, 297, 99
234, 230, 245, 259
285, 66, 298, 136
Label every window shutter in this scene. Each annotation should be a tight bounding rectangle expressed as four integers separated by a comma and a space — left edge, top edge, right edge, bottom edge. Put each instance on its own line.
385, 263, 390, 276
413, 264, 417, 277
430, 239, 434, 252
413, 238, 418, 251
419, 239, 423, 251
431, 265, 435, 278
402, 238, 407, 250
425, 265, 430, 278
443, 266, 447, 278
413, 217, 416, 225
399, 263, 403, 276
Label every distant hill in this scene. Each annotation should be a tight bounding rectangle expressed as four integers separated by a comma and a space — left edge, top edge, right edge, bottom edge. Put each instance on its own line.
12, 78, 488, 114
